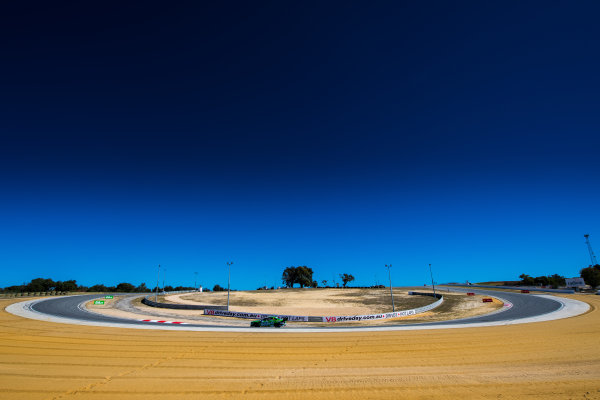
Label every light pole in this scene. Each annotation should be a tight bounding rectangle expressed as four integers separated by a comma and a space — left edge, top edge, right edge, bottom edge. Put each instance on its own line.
155, 264, 160, 301
226, 261, 233, 310
194, 271, 198, 291
385, 264, 395, 312
429, 263, 436, 296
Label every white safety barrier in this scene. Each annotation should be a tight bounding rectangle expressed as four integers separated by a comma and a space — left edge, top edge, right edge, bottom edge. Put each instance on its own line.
321, 295, 443, 323
204, 309, 309, 322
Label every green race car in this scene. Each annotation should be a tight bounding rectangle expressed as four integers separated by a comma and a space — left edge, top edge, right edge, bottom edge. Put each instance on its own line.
250, 316, 288, 328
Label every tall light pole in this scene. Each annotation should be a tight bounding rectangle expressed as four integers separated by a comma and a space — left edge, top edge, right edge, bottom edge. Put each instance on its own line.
194, 271, 198, 291
155, 264, 160, 301
429, 263, 436, 296
226, 261, 233, 311
385, 264, 395, 312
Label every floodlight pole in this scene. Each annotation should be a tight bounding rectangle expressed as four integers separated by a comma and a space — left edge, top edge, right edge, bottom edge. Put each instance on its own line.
227, 261, 233, 311
385, 264, 395, 312
429, 263, 436, 296
155, 264, 160, 301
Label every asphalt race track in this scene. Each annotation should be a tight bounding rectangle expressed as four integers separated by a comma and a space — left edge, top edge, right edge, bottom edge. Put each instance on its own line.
25, 288, 569, 330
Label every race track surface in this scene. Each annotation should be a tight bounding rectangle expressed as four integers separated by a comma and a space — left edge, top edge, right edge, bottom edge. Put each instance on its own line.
25, 288, 571, 330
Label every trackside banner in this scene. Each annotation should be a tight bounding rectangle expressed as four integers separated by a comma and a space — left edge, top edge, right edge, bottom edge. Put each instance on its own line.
322, 296, 443, 323
204, 309, 308, 322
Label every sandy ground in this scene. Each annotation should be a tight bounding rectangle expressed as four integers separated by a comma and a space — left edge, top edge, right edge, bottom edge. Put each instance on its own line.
2, 294, 599, 399
86, 289, 502, 326
169, 288, 439, 315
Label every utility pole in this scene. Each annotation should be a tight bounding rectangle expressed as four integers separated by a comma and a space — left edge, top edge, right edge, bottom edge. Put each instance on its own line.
584, 234, 598, 266
429, 263, 436, 296
226, 261, 233, 311
385, 264, 395, 312
155, 264, 160, 301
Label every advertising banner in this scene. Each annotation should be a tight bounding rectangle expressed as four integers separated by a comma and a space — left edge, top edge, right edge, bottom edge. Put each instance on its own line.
204, 309, 308, 322
322, 296, 443, 323
565, 277, 586, 288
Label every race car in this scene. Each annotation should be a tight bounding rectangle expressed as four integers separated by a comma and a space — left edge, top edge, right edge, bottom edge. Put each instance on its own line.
250, 316, 288, 327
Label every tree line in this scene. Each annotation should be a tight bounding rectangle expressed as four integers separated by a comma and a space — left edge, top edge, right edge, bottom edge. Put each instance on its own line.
519, 263, 600, 289
0, 278, 197, 293
518, 274, 566, 288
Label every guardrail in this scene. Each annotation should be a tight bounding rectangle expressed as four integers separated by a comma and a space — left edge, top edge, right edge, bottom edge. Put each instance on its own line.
319, 292, 443, 323
441, 283, 575, 294
142, 291, 228, 311
202, 291, 444, 323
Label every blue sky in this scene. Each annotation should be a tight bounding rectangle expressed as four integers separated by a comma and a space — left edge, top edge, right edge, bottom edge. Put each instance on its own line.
1, 2, 599, 289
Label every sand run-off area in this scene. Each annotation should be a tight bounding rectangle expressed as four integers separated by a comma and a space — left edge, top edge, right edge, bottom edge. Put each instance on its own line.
1, 294, 599, 399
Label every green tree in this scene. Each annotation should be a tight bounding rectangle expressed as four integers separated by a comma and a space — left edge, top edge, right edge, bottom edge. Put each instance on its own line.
339, 273, 355, 288
533, 276, 549, 286
213, 284, 225, 292
87, 284, 108, 292
547, 274, 566, 289
580, 265, 600, 288
519, 274, 534, 286
282, 266, 298, 288
26, 278, 55, 292
321, 280, 328, 287
281, 266, 315, 288
116, 282, 136, 292
296, 266, 314, 288
55, 280, 78, 292
135, 283, 151, 292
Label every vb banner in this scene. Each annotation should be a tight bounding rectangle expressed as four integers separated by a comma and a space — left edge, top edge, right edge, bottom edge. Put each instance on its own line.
321, 296, 443, 323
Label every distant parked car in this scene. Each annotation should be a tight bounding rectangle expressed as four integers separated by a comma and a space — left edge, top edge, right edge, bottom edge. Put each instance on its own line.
250, 316, 287, 328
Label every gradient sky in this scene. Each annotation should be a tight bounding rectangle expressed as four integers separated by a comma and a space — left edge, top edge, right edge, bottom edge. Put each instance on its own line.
1, 2, 599, 290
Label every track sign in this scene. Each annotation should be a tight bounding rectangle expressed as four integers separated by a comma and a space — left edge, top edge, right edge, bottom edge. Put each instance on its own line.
565, 277, 586, 288
466, 293, 475, 296
482, 298, 493, 303
104, 295, 114, 299
521, 290, 530, 293
93, 300, 105, 305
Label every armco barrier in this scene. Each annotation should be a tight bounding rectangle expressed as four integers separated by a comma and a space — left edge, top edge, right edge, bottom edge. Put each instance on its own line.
146, 290, 443, 323
142, 293, 227, 311
321, 292, 443, 323
442, 283, 575, 294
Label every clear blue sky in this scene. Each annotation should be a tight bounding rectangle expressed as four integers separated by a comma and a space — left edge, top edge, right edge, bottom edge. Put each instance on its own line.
1, 2, 599, 289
